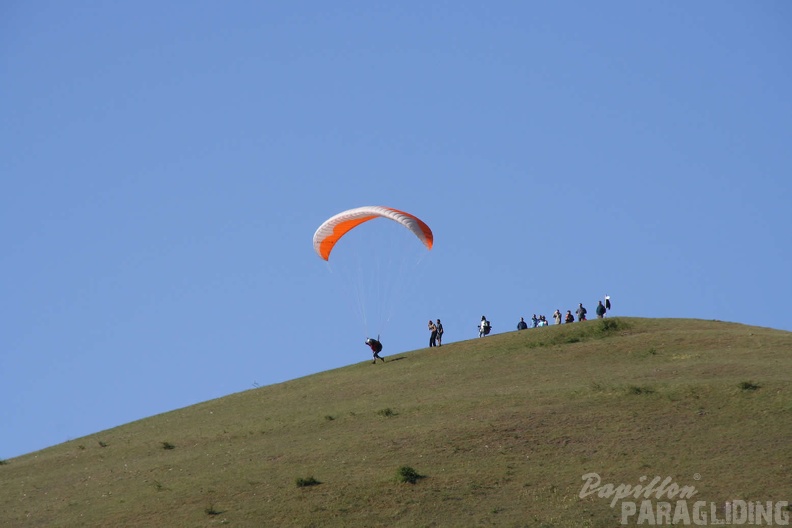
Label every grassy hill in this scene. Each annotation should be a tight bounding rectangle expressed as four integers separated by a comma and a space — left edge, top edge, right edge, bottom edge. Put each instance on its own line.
2, 318, 790, 527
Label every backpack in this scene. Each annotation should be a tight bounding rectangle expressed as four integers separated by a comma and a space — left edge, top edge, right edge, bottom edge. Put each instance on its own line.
484, 321, 491, 335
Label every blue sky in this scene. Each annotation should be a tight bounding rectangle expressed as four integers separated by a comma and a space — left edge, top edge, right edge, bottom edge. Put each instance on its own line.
2, 1, 790, 459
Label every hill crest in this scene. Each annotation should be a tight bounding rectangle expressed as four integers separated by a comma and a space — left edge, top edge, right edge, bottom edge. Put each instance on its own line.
2, 318, 790, 527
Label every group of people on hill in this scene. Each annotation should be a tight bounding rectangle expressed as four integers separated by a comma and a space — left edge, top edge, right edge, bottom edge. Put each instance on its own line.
365, 296, 612, 363
517, 314, 550, 329
365, 317, 445, 364
517, 296, 611, 330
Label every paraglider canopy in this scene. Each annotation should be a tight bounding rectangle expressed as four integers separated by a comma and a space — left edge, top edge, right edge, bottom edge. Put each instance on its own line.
313, 206, 433, 261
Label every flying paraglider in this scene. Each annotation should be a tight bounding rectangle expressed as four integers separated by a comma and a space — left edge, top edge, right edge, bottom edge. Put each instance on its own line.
313, 206, 434, 353
313, 206, 433, 261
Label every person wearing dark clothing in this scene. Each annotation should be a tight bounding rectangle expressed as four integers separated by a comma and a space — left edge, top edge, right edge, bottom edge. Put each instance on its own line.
531, 314, 538, 328
596, 301, 607, 319
436, 319, 444, 346
428, 320, 437, 347
605, 295, 611, 311
517, 317, 528, 330
565, 310, 575, 324
576, 303, 587, 322
365, 338, 385, 363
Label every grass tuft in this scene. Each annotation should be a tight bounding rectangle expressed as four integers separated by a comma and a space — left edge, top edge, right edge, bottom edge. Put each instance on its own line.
738, 381, 760, 391
396, 466, 424, 484
296, 476, 321, 488
377, 408, 396, 417
626, 385, 655, 395
161, 441, 176, 450
204, 504, 223, 516
596, 318, 626, 335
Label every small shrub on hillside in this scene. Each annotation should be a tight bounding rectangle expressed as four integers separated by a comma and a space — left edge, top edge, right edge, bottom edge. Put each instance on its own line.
396, 466, 424, 484
324, 415, 335, 421
296, 476, 321, 487
204, 503, 223, 516
596, 318, 625, 335
161, 441, 176, 450
98, 440, 108, 448
378, 408, 396, 417
0, 459, 8, 465
627, 385, 655, 395
739, 381, 760, 391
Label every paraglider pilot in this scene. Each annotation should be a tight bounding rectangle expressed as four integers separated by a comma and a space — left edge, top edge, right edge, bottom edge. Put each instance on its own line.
365, 338, 385, 364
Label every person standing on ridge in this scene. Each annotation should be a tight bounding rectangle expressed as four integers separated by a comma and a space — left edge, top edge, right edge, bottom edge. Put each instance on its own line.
565, 310, 575, 324
479, 316, 491, 337
553, 309, 562, 325
576, 303, 587, 322
596, 300, 607, 319
428, 319, 438, 347
517, 317, 528, 330
435, 319, 444, 346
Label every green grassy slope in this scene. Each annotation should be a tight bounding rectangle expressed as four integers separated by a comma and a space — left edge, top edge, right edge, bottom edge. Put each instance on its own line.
2, 318, 790, 527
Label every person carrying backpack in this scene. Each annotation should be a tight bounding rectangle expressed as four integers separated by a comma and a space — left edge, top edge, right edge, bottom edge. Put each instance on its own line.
479, 316, 491, 337
365, 338, 385, 363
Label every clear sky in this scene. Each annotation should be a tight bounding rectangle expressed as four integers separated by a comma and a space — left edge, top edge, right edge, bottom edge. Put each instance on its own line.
2, 1, 791, 459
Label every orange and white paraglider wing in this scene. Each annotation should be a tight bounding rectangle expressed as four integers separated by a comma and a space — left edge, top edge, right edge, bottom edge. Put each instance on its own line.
313, 206, 433, 261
